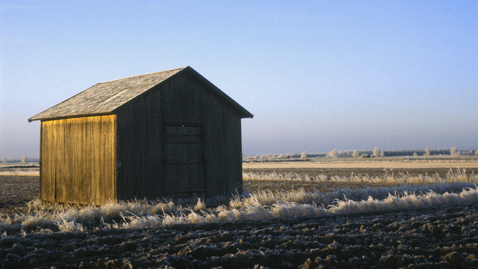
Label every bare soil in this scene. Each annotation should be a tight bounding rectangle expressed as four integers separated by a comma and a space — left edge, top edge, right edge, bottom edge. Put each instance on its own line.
0, 176, 39, 215
1, 203, 478, 268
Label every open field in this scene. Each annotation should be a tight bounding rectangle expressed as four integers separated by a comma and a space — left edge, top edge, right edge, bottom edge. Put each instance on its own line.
243, 158, 478, 169
1, 159, 478, 268
0, 176, 39, 215
0, 165, 39, 177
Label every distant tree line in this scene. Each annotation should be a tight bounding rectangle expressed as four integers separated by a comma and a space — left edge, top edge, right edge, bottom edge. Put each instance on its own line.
243, 147, 478, 161
1, 156, 37, 164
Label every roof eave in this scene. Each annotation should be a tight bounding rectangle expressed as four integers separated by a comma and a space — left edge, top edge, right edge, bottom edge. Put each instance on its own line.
28, 112, 115, 122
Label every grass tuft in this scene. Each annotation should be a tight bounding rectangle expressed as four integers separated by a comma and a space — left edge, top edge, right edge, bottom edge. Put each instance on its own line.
1, 171, 478, 235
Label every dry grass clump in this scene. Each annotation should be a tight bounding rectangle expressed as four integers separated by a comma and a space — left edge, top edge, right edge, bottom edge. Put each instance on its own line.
243, 168, 476, 185
1, 170, 477, 235
0, 169, 39, 176
0, 198, 183, 234
329, 187, 478, 214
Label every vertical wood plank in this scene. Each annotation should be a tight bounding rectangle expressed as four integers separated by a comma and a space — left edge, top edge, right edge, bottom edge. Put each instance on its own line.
39, 115, 117, 205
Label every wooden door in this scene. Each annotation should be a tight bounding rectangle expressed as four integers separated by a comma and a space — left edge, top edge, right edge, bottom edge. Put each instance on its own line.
163, 123, 206, 199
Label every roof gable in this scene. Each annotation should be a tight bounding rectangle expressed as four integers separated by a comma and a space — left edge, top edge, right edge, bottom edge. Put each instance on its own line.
29, 66, 252, 122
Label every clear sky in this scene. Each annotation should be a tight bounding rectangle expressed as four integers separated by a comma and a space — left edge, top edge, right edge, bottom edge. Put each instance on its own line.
1, 1, 477, 158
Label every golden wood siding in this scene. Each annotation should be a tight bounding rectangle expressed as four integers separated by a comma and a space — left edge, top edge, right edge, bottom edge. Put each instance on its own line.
40, 115, 117, 205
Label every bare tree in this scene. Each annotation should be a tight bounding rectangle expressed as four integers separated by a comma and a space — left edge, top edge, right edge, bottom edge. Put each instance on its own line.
328, 149, 337, 158
21, 155, 27, 164
352, 149, 359, 159
300, 151, 307, 160
373, 146, 379, 157
475, 149, 478, 156
425, 146, 430, 157
450, 147, 456, 156
2, 157, 6, 164
380, 150, 384, 158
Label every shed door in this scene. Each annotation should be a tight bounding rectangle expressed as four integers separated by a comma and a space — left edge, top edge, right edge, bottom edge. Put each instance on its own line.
163, 123, 206, 199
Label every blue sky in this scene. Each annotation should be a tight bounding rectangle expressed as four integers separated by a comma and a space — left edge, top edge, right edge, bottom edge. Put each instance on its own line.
1, 1, 477, 158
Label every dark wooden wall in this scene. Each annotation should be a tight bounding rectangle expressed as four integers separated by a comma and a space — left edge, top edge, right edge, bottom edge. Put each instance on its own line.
40, 115, 117, 204
116, 72, 243, 200
199, 77, 243, 197
115, 86, 164, 201
161, 75, 206, 200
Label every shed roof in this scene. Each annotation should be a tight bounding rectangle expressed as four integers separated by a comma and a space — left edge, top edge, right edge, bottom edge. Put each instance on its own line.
29, 66, 253, 122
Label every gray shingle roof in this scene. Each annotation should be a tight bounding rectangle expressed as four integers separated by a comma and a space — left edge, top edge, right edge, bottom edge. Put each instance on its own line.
29, 66, 253, 122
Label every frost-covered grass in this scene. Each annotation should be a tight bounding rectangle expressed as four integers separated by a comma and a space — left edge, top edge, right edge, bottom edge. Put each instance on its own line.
231, 182, 478, 207
2, 181, 478, 235
0, 169, 39, 176
243, 168, 477, 184
116, 185, 478, 226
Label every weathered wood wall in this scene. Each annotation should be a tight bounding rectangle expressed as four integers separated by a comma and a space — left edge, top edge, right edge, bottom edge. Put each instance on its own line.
198, 77, 243, 197
40, 115, 117, 204
116, 73, 243, 200
115, 86, 164, 201
161, 76, 205, 200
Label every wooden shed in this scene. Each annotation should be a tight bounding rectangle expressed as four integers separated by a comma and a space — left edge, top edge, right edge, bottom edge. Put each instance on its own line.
29, 66, 253, 205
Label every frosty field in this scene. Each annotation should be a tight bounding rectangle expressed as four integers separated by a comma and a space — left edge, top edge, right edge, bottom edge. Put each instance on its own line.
1, 160, 478, 268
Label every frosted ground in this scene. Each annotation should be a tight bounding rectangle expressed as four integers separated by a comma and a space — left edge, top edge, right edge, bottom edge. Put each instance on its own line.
1, 161, 478, 268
